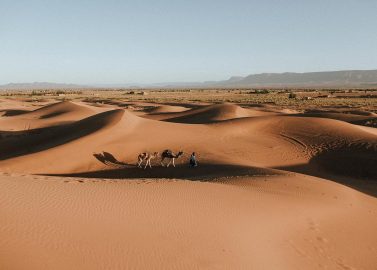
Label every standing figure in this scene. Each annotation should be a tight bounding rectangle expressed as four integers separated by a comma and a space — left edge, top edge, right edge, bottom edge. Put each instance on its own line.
189, 152, 198, 167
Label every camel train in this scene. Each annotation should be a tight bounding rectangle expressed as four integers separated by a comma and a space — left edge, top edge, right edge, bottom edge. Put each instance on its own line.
137, 149, 185, 169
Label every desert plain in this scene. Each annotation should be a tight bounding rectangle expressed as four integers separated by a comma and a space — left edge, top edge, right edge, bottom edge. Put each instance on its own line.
0, 88, 376, 269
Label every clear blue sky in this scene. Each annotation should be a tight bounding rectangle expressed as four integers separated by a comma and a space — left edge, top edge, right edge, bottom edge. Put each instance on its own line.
1, 0, 377, 84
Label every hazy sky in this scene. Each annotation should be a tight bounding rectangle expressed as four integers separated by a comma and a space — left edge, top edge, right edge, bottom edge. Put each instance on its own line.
1, 0, 377, 84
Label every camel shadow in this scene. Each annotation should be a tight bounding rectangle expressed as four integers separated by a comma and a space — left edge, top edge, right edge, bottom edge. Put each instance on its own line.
93, 152, 128, 166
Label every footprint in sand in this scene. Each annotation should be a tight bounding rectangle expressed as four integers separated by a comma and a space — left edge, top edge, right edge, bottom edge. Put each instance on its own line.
64, 180, 85, 184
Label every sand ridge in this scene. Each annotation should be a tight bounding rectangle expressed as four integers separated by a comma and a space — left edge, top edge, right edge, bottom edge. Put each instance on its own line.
0, 100, 104, 131
142, 103, 281, 122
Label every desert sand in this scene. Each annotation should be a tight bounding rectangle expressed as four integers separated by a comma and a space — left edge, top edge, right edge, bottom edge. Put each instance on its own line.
1, 98, 376, 269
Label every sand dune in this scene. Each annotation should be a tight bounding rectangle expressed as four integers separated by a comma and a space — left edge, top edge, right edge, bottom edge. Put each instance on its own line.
0, 100, 376, 269
290, 112, 377, 128
0, 109, 125, 162
306, 109, 377, 117
0, 101, 102, 130
1, 103, 375, 180
19, 100, 94, 118
296, 112, 373, 122
143, 103, 280, 122
145, 104, 190, 113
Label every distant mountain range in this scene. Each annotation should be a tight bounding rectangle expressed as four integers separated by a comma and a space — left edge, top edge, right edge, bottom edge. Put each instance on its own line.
214, 70, 377, 88
0, 82, 88, 90
1, 70, 377, 89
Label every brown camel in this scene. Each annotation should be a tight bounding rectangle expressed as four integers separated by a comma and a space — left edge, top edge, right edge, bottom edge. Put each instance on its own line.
160, 150, 184, 167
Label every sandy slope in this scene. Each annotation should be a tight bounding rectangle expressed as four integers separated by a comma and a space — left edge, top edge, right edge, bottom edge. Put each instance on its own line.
1, 173, 376, 270
0, 100, 110, 131
143, 103, 280, 122
0, 100, 377, 269
289, 112, 377, 128
145, 104, 190, 113
0, 104, 375, 179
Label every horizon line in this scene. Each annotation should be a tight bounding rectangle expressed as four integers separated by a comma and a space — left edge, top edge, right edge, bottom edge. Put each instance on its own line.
2, 68, 377, 86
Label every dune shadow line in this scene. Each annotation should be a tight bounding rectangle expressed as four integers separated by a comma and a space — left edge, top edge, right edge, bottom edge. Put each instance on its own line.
44, 163, 281, 181
0, 110, 123, 161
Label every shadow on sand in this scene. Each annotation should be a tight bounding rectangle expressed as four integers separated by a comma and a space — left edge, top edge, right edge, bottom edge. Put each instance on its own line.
274, 162, 377, 198
0, 109, 30, 116
0, 110, 122, 161
46, 154, 282, 181
48, 149, 377, 198
93, 152, 129, 166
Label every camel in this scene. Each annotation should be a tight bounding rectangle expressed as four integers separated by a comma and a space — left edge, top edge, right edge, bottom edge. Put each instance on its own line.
137, 151, 159, 169
160, 150, 184, 167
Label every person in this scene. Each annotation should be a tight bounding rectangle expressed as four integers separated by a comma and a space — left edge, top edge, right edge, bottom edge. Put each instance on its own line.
189, 152, 198, 167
